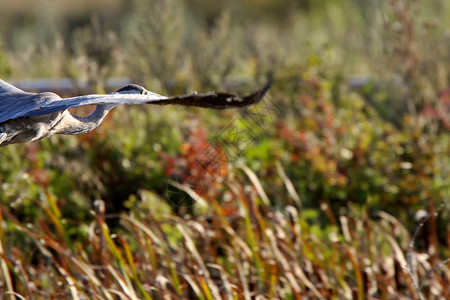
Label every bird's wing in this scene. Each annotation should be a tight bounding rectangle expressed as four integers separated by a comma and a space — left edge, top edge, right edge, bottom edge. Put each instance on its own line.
0, 79, 26, 94
0, 80, 60, 123
153, 80, 272, 109
23, 81, 273, 117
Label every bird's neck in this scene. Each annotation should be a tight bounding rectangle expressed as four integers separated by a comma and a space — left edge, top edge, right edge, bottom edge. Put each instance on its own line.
57, 104, 117, 135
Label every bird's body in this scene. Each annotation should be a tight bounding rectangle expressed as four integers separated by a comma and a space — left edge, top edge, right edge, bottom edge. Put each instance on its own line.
0, 79, 271, 146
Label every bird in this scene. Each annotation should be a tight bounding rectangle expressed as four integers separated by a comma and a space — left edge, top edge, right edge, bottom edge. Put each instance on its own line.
0, 79, 272, 146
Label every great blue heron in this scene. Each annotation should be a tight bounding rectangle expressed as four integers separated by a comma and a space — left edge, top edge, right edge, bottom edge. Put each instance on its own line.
0, 79, 272, 146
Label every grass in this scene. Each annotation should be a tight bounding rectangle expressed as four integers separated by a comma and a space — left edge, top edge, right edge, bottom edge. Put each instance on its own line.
0, 175, 448, 298
0, 0, 449, 298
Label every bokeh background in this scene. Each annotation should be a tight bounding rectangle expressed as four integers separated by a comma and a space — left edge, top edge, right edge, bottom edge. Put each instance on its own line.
0, 0, 449, 298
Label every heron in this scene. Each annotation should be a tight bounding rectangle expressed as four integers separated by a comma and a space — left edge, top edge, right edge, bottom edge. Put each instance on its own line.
0, 79, 272, 146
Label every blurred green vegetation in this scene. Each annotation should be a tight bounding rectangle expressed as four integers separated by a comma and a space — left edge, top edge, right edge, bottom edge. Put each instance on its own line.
0, 0, 449, 298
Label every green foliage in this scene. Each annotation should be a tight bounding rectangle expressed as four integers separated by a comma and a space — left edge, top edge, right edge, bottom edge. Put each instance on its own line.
121, 0, 187, 92
0, 44, 11, 78
71, 15, 119, 92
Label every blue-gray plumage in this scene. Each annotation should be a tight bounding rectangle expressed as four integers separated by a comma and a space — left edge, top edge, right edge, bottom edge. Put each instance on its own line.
0, 79, 272, 146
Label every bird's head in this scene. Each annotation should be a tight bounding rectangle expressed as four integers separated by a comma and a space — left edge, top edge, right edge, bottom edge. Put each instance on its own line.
114, 84, 152, 95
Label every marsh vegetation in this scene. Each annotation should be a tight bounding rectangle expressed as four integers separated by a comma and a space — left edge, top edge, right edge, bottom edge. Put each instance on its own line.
0, 0, 449, 298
